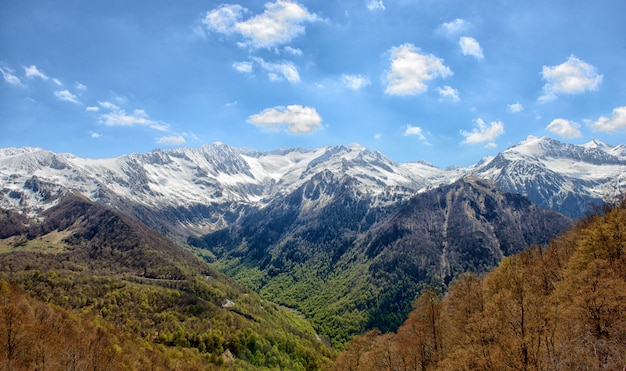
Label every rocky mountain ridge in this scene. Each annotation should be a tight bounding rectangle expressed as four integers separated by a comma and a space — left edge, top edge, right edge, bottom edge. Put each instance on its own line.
0, 136, 624, 235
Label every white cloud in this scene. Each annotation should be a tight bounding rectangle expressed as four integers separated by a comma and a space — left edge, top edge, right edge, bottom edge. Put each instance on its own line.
367, 0, 385, 11
374, 133, 382, 139
437, 85, 460, 102
459, 36, 484, 60
22, 65, 64, 86
54, 90, 80, 104
0, 66, 22, 86
461, 118, 505, 146
248, 104, 322, 134
539, 55, 602, 102
157, 135, 186, 145
90, 132, 102, 138
546, 118, 582, 138
252, 57, 300, 82
436, 19, 470, 37
585, 106, 626, 132
404, 125, 424, 137
507, 102, 524, 113
233, 61, 253, 73
75, 82, 87, 90
202, 4, 245, 34
204, 1, 320, 49
23, 65, 49, 80
98, 103, 168, 131
403, 124, 431, 145
284, 46, 303, 56
341, 74, 370, 90
98, 101, 121, 111
385, 43, 452, 96
86, 106, 100, 112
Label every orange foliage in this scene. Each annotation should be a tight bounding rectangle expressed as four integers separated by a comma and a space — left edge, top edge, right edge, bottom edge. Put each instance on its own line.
331, 200, 626, 370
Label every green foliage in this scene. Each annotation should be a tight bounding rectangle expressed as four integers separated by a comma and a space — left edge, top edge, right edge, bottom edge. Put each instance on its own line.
193, 178, 572, 348
0, 196, 335, 369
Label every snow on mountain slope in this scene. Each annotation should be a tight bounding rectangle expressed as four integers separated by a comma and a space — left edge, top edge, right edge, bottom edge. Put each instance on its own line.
1, 136, 624, 224
0, 143, 441, 216
472, 136, 626, 216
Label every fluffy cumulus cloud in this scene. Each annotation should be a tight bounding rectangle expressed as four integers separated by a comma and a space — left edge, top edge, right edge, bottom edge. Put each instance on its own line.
507, 102, 524, 113
202, 4, 244, 34
98, 101, 168, 131
437, 85, 460, 102
385, 43, 452, 96
546, 118, 582, 138
54, 90, 80, 104
461, 118, 505, 147
157, 135, 186, 145
203, 1, 320, 49
341, 74, 370, 90
367, 0, 385, 11
585, 106, 626, 132
539, 56, 603, 103
247, 104, 322, 134
459, 37, 484, 60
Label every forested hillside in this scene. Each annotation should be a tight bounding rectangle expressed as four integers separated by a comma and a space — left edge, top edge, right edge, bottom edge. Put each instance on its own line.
331, 199, 626, 370
0, 195, 334, 370
191, 177, 572, 347
0, 279, 131, 370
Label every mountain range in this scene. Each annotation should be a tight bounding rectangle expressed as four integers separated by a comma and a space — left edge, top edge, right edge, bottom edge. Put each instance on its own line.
1, 136, 624, 236
3, 135, 623, 346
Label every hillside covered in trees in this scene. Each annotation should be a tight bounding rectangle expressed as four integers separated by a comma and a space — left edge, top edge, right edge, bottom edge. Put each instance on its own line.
0, 195, 334, 370
331, 199, 626, 370
191, 177, 572, 347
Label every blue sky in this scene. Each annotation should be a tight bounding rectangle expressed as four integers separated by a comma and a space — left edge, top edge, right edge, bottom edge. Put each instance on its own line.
1, 0, 625, 167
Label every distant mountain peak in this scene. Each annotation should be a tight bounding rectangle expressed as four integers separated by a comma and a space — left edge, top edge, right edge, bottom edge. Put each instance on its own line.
582, 138, 611, 150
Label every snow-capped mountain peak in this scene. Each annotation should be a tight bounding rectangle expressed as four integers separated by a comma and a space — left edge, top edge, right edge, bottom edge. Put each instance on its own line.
1, 137, 624, 233
582, 139, 611, 151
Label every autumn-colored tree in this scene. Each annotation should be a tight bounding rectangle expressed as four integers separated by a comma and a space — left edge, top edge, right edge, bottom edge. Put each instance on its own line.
439, 273, 498, 370
553, 201, 626, 369
0, 280, 124, 370
330, 329, 380, 371
394, 288, 443, 370
361, 332, 396, 371
334, 199, 626, 371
